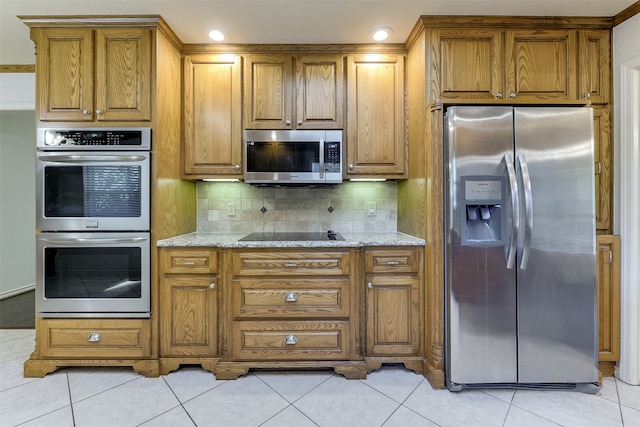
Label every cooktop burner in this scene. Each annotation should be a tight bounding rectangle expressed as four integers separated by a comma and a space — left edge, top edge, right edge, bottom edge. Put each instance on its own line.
238, 230, 344, 241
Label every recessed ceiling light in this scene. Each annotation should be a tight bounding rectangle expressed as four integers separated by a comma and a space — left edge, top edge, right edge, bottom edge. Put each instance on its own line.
371, 27, 392, 41
208, 30, 224, 42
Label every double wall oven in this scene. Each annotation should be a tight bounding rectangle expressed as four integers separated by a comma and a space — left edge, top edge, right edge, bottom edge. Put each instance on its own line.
36, 128, 151, 318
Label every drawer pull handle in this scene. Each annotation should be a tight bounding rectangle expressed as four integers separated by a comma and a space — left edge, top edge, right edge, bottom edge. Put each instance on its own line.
284, 263, 298, 267
284, 335, 298, 345
386, 261, 401, 265
181, 261, 196, 265
87, 333, 101, 343
284, 292, 298, 302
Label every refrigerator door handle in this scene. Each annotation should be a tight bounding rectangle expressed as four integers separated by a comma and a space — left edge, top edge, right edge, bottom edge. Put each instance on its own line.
504, 153, 519, 269
517, 154, 533, 269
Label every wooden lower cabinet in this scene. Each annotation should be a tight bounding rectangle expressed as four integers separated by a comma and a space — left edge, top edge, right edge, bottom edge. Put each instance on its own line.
597, 235, 620, 376
156, 245, 425, 380
159, 248, 219, 374
364, 248, 424, 374
24, 318, 157, 378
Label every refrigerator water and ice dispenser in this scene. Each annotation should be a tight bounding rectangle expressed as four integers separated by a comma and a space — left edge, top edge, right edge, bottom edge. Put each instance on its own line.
460, 176, 505, 246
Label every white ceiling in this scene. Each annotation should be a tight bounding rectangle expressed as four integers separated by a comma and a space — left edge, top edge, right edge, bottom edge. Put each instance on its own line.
1, 0, 636, 64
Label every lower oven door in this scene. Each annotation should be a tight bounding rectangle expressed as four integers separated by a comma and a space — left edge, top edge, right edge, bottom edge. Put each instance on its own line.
36, 232, 150, 318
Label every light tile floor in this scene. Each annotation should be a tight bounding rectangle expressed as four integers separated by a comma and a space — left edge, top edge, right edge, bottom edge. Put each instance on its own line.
1, 329, 639, 427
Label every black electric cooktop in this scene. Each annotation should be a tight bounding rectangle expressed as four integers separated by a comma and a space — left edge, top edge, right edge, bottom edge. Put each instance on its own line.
238, 230, 344, 241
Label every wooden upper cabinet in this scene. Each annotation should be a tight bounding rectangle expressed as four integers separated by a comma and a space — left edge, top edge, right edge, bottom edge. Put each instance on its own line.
35, 27, 151, 122
244, 54, 344, 129
183, 54, 243, 178
295, 55, 344, 129
434, 29, 503, 100
346, 54, 406, 178
578, 30, 611, 104
505, 29, 577, 102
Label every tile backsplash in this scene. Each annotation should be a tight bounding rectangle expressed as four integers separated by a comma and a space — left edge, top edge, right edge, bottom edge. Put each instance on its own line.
196, 181, 397, 233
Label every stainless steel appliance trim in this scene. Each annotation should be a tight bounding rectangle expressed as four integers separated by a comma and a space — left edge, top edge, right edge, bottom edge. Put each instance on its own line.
517, 154, 533, 270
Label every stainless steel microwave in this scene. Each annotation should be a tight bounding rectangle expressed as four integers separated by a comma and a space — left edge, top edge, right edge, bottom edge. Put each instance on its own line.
243, 130, 343, 185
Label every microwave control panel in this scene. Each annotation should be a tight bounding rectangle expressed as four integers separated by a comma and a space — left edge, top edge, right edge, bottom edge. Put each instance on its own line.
325, 142, 341, 172
38, 128, 151, 150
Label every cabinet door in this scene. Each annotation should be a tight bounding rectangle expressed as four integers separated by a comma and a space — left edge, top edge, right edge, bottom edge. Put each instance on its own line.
597, 235, 620, 362
365, 275, 420, 356
95, 28, 151, 121
35, 28, 94, 121
593, 106, 612, 231
346, 54, 405, 178
433, 29, 504, 100
578, 30, 611, 104
505, 30, 577, 102
295, 55, 344, 129
183, 54, 243, 177
244, 54, 293, 129
161, 275, 218, 356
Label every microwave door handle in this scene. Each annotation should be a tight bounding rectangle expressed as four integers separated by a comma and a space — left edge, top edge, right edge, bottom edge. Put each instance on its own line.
38, 155, 147, 163
39, 237, 148, 244
319, 138, 325, 179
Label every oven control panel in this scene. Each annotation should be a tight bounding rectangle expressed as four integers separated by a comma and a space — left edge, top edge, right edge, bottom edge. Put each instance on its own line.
38, 128, 151, 150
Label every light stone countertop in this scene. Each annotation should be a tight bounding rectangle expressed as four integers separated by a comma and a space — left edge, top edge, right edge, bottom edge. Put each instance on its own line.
157, 231, 425, 248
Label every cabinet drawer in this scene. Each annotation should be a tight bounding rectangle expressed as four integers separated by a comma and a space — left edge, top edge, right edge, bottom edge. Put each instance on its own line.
365, 249, 419, 273
38, 318, 151, 359
232, 321, 349, 360
233, 278, 350, 318
233, 251, 350, 276
163, 249, 217, 274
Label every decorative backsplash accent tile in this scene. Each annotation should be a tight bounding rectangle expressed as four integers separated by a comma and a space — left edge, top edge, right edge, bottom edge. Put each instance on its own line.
196, 181, 397, 233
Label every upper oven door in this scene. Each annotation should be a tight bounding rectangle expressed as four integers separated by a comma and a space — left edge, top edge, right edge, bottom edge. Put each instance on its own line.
36, 152, 150, 232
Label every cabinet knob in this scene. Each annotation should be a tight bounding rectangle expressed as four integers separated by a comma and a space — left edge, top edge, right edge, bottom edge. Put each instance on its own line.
235, 164, 240, 170
367, 282, 373, 289
285, 120, 291, 126
284, 335, 298, 345
95, 109, 103, 115
209, 283, 216, 289
495, 92, 503, 99
508, 93, 516, 99
297, 120, 302, 126
583, 93, 591, 99
284, 292, 298, 302
87, 332, 101, 342
348, 164, 354, 170
82, 109, 90, 115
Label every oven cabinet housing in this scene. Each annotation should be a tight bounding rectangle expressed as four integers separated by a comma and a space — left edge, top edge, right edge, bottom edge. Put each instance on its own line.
244, 54, 344, 130
32, 27, 151, 123
182, 54, 243, 178
159, 249, 219, 375
364, 248, 424, 374
24, 318, 156, 378
346, 54, 406, 179
216, 249, 367, 380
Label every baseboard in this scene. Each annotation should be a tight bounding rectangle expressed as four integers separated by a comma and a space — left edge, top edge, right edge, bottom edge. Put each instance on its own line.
0, 284, 35, 300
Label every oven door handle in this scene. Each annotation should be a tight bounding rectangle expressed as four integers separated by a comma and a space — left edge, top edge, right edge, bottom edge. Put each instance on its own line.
39, 237, 148, 244
37, 155, 147, 163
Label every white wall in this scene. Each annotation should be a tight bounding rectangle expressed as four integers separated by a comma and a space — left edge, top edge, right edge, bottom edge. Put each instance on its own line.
613, 13, 640, 385
0, 110, 35, 297
0, 72, 35, 297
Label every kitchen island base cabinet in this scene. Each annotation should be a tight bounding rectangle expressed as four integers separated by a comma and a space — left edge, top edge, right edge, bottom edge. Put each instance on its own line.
23, 318, 159, 378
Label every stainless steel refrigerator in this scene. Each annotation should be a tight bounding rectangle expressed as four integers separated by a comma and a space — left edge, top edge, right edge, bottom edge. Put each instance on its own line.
444, 106, 599, 392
